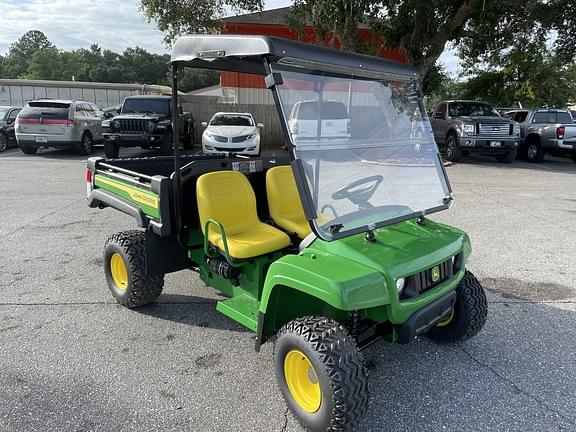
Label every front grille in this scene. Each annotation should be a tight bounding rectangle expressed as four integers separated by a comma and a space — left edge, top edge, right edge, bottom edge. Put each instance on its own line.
214, 146, 246, 152
231, 135, 250, 143
119, 119, 147, 133
478, 123, 510, 136
212, 135, 228, 142
400, 257, 457, 299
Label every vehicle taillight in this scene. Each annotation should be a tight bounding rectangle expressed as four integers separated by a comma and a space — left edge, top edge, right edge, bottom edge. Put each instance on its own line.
86, 169, 93, 198
66, 119, 75, 127
556, 126, 565, 139
347, 121, 351, 136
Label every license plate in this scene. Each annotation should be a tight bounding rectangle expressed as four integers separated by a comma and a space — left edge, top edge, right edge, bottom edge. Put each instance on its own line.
35, 136, 48, 143
490, 141, 501, 147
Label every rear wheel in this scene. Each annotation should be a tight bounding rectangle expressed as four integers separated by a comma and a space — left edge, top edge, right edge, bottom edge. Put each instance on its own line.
104, 140, 119, 158
526, 138, 545, 163
104, 230, 164, 308
0, 132, 8, 152
444, 134, 462, 162
274, 316, 370, 432
427, 270, 488, 343
77, 132, 93, 155
20, 146, 38, 155
496, 149, 516, 164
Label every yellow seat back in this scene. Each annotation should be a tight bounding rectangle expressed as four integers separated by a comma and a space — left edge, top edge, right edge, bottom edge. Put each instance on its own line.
197, 171, 259, 238
266, 166, 311, 238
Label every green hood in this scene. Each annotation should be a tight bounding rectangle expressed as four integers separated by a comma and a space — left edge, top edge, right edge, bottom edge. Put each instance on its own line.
309, 219, 470, 280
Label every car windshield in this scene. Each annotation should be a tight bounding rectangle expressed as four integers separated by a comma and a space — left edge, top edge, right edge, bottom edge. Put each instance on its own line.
448, 102, 499, 117
122, 99, 169, 115
210, 114, 253, 126
272, 65, 451, 239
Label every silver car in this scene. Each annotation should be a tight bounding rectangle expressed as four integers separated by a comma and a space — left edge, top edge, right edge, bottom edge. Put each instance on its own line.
15, 99, 103, 155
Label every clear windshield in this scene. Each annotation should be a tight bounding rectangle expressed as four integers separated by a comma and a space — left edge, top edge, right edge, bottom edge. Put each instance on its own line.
272, 66, 451, 239
448, 102, 499, 117
122, 98, 169, 115
210, 114, 254, 126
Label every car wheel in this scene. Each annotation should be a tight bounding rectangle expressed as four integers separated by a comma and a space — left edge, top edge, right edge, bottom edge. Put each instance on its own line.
78, 132, 93, 155
20, 146, 38, 155
0, 132, 8, 152
104, 140, 119, 158
526, 138, 545, 163
160, 130, 173, 156
444, 134, 462, 162
496, 149, 516, 164
104, 230, 164, 308
182, 128, 194, 150
426, 270, 488, 343
274, 316, 370, 432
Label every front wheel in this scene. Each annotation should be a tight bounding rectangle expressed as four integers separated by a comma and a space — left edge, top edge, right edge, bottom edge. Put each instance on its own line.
104, 140, 119, 158
444, 134, 462, 162
160, 131, 173, 156
274, 316, 370, 432
0, 132, 8, 152
427, 270, 488, 343
104, 230, 164, 308
496, 149, 516, 164
182, 128, 194, 150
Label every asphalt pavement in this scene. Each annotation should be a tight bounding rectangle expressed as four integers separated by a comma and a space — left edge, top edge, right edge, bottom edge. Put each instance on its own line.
0, 145, 575, 432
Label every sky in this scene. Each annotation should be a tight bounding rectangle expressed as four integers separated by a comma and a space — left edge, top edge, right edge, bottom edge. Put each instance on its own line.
0, 0, 460, 75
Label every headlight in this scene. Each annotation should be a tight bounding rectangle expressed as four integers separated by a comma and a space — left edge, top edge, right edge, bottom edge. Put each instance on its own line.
245, 134, 256, 140
145, 120, 156, 133
102, 120, 110, 128
111, 119, 120, 130
513, 123, 520, 136
395, 278, 405, 294
463, 123, 475, 135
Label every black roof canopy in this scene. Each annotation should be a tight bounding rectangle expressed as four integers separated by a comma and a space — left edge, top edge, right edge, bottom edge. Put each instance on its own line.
170, 34, 417, 80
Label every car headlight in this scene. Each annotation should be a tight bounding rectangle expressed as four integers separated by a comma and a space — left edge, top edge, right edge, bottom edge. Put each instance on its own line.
463, 123, 475, 135
245, 134, 256, 140
145, 120, 156, 133
395, 278, 405, 294
102, 120, 110, 128
111, 119, 120, 130
513, 123, 520, 136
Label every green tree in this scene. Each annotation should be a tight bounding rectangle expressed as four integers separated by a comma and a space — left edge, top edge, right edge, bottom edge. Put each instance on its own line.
460, 40, 576, 108
140, 0, 576, 83
4, 30, 55, 78
139, 0, 263, 44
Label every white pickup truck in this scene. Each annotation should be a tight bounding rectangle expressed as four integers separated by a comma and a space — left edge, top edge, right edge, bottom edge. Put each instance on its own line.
505, 109, 576, 163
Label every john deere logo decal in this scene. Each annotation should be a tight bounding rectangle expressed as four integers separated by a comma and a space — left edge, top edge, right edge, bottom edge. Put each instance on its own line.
431, 266, 440, 282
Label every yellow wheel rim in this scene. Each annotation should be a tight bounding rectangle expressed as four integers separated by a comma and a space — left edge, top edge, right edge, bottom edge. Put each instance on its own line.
110, 253, 128, 290
284, 350, 322, 413
437, 308, 455, 327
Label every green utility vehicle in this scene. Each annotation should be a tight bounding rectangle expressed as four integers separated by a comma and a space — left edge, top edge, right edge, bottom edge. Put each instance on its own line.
87, 35, 488, 432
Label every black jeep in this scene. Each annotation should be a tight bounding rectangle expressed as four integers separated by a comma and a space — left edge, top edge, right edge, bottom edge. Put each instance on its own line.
103, 96, 194, 158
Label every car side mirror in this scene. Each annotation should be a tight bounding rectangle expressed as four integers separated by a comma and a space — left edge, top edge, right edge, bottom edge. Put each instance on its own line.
257, 123, 264, 128
115, 107, 121, 114
201, 121, 208, 127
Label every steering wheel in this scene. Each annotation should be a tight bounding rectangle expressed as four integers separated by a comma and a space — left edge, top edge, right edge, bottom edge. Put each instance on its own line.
331, 175, 384, 206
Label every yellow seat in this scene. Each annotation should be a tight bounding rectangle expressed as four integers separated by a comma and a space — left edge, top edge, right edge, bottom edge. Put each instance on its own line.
197, 171, 291, 260
266, 166, 312, 239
